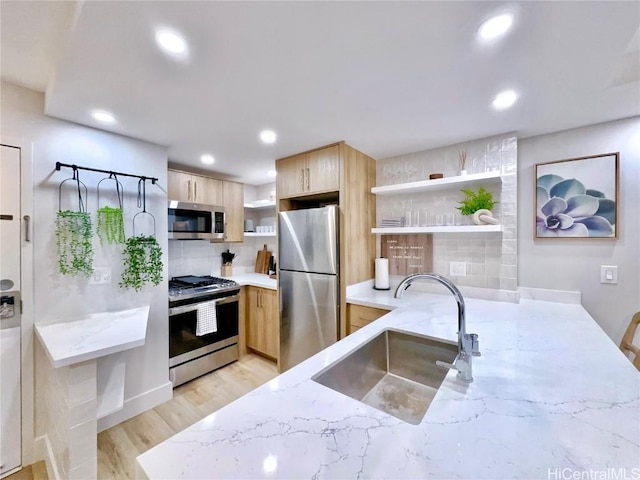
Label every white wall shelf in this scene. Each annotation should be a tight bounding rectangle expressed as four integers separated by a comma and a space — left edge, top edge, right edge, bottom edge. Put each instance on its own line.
372, 225, 502, 234
244, 200, 276, 209
244, 232, 277, 237
372, 171, 502, 196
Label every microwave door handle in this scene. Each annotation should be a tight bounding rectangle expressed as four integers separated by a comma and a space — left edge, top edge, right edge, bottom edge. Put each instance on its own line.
169, 294, 240, 316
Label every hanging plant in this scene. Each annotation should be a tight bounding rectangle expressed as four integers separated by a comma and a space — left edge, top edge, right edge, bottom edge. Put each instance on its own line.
97, 206, 125, 245
55, 210, 94, 277
119, 235, 163, 291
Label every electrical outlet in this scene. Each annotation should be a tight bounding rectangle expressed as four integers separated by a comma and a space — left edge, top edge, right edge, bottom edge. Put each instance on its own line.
89, 267, 112, 285
450, 261, 467, 277
600, 265, 618, 284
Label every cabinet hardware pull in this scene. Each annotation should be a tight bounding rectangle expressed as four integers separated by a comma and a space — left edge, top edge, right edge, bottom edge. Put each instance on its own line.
194, 181, 197, 201
188, 180, 192, 201
300, 169, 304, 191
23, 215, 30, 242
306, 168, 310, 191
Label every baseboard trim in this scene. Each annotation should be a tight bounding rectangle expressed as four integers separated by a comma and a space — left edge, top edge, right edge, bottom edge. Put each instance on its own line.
34, 435, 62, 480
97, 381, 173, 432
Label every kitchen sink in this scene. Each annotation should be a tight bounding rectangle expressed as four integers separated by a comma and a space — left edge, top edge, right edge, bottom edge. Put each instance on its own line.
312, 329, 457, 424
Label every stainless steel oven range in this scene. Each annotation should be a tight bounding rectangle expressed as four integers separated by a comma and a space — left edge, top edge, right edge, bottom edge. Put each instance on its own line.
168, 275, 240, 387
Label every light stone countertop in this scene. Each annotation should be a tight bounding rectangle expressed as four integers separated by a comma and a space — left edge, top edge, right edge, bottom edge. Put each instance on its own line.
226, 272, 277, 290
35, 305, 149, 368
137, 293, 639, 479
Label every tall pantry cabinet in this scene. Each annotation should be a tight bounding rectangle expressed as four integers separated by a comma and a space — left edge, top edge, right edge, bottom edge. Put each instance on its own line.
276, 141, 376, 340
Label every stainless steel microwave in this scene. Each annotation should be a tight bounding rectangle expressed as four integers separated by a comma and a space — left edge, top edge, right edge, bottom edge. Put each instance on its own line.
168, 201, 225, 241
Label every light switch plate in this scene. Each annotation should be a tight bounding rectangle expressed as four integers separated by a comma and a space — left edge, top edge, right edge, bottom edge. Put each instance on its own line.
450, 261, 467, 277
89, 267, 112, 285
600, 265, 618, 284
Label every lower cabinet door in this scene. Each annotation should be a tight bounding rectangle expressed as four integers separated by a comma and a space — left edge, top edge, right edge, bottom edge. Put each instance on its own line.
246, 287, 278, 361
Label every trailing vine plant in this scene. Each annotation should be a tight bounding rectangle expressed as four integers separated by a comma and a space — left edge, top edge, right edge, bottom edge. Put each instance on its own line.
55, 210, 94, 277
119, 235, 163, 291
96, 206, 125, 245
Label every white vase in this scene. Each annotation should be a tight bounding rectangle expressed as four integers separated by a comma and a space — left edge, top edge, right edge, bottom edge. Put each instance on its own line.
472, 209, 499, 225
460, 169, 468, 176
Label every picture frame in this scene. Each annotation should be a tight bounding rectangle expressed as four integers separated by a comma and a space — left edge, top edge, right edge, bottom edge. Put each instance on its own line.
535, 152, 619, 239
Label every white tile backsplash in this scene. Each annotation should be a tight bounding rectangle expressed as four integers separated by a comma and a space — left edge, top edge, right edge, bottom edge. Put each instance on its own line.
377, 133, 518, 291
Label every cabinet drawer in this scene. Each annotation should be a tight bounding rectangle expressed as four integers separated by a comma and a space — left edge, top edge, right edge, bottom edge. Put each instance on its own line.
348, 304, 389, 331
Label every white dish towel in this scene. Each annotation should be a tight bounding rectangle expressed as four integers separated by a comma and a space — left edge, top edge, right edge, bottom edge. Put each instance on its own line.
196, 301, 218, 336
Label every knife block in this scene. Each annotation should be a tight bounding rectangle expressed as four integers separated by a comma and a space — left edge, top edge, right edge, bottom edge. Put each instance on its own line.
221, 264, 233, 277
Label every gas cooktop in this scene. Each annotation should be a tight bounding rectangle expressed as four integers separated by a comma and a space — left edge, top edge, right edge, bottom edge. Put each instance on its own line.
169, 275, 239, 302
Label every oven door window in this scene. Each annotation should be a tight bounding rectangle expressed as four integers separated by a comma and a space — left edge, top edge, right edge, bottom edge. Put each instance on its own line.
170, 300, 238, 359
168, 208, 212, 233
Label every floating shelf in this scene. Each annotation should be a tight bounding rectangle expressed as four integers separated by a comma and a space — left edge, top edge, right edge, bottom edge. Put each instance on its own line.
371, 225, 502, 234
244, 200, 276, 209
244, 232, 277, 237
372, 171, 502, 196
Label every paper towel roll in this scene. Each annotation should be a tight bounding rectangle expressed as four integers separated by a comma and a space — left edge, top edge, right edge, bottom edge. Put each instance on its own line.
374, 258, 390, 290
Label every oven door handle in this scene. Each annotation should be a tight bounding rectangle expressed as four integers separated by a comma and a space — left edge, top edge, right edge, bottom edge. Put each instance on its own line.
169, 294, 240, 316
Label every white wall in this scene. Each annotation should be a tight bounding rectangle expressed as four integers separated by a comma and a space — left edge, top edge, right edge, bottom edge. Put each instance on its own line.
518, 117, 640, 343
0, 81, 172, 436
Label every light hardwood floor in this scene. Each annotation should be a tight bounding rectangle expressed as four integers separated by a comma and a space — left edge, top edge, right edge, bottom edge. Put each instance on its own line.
9, 354, 277, 480
98, 353, 277, 479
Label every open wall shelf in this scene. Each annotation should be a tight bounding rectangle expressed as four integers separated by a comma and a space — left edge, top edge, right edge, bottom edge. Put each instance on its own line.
372, 225, 502, 234
372, 171, 502, 196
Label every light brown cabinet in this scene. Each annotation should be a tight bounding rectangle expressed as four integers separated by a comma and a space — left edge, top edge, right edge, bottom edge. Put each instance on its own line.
168, 169, 244, 242
347, 304, 389, 334
246, 286, 278, 361
167, 170, 222, 205
276, 144, 340, 198
222, 181, 244, 242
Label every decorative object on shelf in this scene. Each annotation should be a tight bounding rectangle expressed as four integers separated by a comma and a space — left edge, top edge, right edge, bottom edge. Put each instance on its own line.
55, 168, 94, 277
535, 153, 618, 239
472, 209, 500, 226
96, 173, 125, 245
456, 186, 497, 220
429, 173, 444, 180
221, 249, 236, 277
120, 179, 163, 290
458, 149, 468, 175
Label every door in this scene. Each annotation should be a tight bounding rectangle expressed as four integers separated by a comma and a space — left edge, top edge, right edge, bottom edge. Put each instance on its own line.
222, 181, 244, 242
279, 270, 338, 371
276, 153, 305, 198
193, 175, 223, 206
167, 170, 193, 202
278, 206, 338, 274
306, 145, 340, 194
0, 145, 22, 476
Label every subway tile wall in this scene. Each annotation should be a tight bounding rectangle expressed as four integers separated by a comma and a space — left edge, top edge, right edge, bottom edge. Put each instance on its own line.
376, 133, 518, 291
168, 236, 277, 278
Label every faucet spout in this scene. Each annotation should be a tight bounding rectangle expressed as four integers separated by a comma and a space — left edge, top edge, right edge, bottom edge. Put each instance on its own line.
394, 273, 480, 382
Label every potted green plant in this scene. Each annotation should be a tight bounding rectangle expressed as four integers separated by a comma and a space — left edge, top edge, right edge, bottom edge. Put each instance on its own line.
55, 210, 94, 277
456, 187, 499, 225
119, 235, 163, 291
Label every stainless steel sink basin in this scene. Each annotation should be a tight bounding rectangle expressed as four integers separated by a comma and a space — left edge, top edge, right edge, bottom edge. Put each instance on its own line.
312, 329, 457, 424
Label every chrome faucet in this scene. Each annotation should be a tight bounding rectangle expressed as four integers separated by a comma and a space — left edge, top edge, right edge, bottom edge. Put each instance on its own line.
394, 273, 480, 382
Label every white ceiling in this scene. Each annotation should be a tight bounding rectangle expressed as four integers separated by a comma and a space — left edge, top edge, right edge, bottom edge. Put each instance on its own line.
2, 1, 639, 185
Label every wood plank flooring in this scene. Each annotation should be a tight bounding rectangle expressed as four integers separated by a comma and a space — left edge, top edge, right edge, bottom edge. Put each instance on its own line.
8, 353, 277, 480
98, 353, 277, 479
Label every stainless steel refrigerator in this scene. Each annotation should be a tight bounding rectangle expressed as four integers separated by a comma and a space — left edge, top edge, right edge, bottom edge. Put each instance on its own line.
278, 205, 339, 371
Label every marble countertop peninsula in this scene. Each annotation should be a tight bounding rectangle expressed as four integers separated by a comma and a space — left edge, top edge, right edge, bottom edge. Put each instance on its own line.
35, 305, 149, 367
137, 293, 639, 479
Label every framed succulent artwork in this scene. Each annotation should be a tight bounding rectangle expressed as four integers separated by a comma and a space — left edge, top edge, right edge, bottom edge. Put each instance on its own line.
535, 153, 619, 239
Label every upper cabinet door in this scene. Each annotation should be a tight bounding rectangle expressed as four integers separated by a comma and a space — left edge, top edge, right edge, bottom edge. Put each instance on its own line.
306, 145, 340, 194
193, 175, 223, 206
276, 154, 306, 198
222, 181, 244, 242
167, 170, 193, 202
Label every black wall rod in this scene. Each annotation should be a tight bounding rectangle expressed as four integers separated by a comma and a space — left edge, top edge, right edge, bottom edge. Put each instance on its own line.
55, 162, 158, 185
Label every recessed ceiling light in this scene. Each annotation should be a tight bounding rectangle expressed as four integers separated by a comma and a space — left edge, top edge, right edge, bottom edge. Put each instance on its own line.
260, 130, 277, 144
91, 110, 116, 124
267, 170, 277, 177
201, 154, 215, 165
478, 13, 514, 40
155, 29, 187, 56
492, 90, 518, 110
